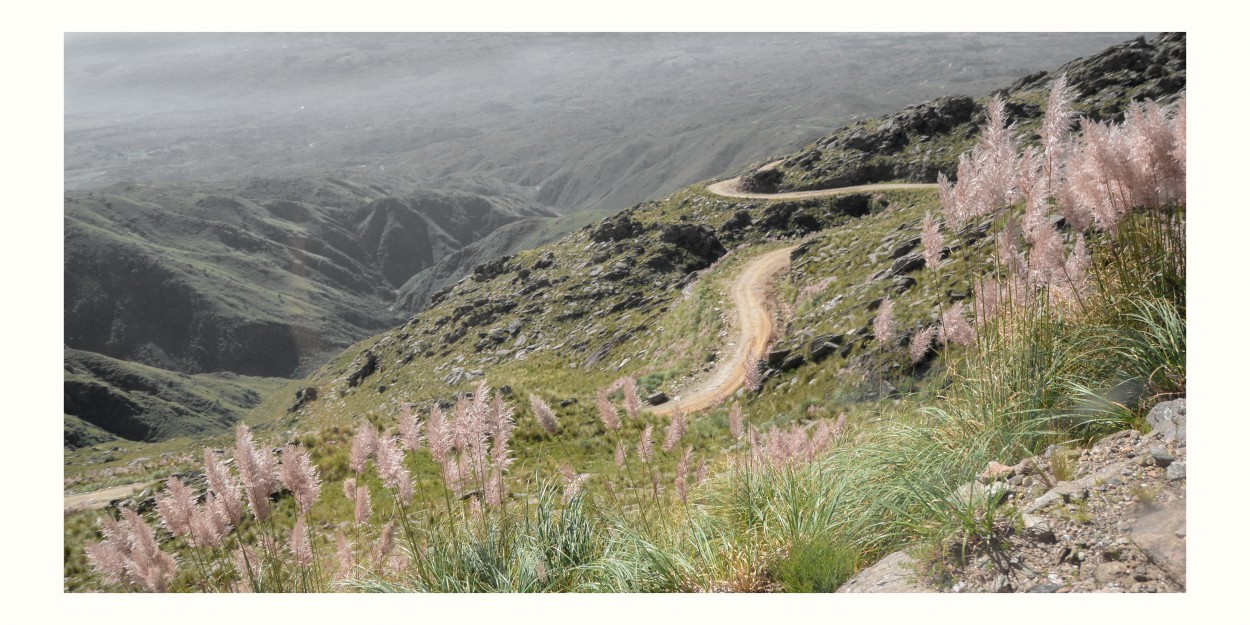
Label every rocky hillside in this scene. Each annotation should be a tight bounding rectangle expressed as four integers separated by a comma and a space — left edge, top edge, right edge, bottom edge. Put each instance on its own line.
840, 400, 1187, 593
740, 33, 1186, 194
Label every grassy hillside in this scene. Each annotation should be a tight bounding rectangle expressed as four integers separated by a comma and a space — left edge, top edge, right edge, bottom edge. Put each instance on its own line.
64, 348, 291, 447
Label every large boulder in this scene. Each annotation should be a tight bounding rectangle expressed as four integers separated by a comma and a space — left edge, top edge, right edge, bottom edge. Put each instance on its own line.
659, 224, 726, 270
1146, 398, 1186, 443
837, 552, 924, 593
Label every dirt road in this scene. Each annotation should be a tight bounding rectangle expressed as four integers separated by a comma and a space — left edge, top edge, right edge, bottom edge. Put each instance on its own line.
706, 161, 938, 200
64, 482, 148, 514
649, 246, 794, 416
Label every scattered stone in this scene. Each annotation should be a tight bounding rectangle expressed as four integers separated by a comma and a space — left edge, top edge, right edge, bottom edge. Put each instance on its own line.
980, 461, 1015, 483
1148, 447, 1174, 467
1166, 462, 1186, 481
1021, 513, 1057, 543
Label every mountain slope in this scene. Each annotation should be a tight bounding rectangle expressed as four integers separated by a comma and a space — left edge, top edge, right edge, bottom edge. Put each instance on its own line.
266, 33, 1186, 442
64, 171, 554, 378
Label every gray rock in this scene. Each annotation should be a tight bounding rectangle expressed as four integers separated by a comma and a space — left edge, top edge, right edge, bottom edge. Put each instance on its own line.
1146, 398, 1186, 443
1027, 583, 1061, 593
952, 481, 1011, 508
1021, 513, 1057, 543
646, 391, 669, 406
1166, 462, 1186, 481
779, 353, 806, 372
836, 552, 924, 593
1148, 447, 1174, 467
766, 349, 792, 368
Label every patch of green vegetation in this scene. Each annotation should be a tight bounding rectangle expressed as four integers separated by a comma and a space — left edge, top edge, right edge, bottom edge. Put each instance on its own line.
772, 538, 860, 593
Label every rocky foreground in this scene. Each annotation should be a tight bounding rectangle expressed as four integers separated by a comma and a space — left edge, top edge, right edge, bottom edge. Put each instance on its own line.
840, 399, 1187, 593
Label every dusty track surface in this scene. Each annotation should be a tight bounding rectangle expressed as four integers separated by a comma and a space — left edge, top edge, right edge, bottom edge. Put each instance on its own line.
650, 246, 794, 416
64, 482, 148, 514
651, 167, 941, 415
706, 160, 938, 200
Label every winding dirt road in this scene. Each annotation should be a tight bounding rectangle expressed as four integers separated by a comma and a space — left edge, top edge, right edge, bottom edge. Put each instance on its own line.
650, 164, 940, 415
649, 246, 794, 416
705, 160, 938, 200
64, 482, 148, 514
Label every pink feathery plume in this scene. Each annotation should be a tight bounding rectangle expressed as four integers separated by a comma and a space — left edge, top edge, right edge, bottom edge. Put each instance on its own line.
743, 359, 762, 392
353, 482, 372, 526
488, 390, 516, 470
375, 434, 412, 506
1041, 74, 1076, 186
154, 476, 195, 538
596, 387, 621, 431
1172, 95, 1186, 201
203, 448, 243, 526
662, 411, 687, 453
1020, 147, 1049, 242
810, 420, 834, 460
333, 531, 355, 581
372, 522, 396, 568
873, 297, 895, 345
1027, 221, 1066, 286
996, 217, 1027, 279
289, 515, 313, 568
559, 462, 587, 503
427, 403, 452, 465
1057, 234, 1093, 303
938, 302, 976, 347
621, 377, 643, 420
485, 467, 504, 507
349, 424, 378, 475
190, 494, 230, 548
638, 424, 654, 463
398, 403, 425, 452
979, 95, 1021, 209
832, 413, 848, 440
921, 211, 943, 270
695, 457, 709, 487
530, 393, 559, 435
614, 440, 627, 470
85, 515, 131, 587
909, 326, 938, 364
234, 424, 280, 522
747, 426, 763, 467
234, 543, 259, 592
675, 446, 693, 503
974, 277, 1001, 326
279, 443, 322, 516
728, 403, 745, 441
121, 508, 177, 592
